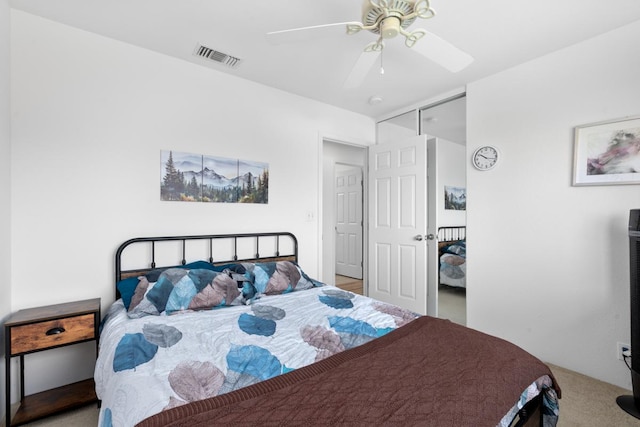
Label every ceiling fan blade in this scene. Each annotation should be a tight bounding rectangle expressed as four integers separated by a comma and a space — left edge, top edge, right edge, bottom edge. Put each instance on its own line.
266, 22, 361, 45
410, 31, 473, 72
343, 49, 381, 89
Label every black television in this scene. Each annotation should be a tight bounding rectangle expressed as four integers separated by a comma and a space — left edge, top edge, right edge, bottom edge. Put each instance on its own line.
617, 209, 640, 418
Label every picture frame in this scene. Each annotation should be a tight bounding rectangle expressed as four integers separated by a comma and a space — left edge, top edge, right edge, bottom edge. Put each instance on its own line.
444, 186, 466, 210
160, 150, 269, 203
573, 115, 640, 186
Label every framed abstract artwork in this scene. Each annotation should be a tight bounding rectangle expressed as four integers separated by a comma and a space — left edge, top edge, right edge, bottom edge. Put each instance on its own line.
573, 116, 640, 186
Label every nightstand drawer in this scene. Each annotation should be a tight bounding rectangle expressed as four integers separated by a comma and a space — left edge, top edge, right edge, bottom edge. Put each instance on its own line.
10, 313, 96, 355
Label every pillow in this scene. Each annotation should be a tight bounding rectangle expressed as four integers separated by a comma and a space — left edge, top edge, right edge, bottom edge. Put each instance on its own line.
127, 276, 158, 318
215, 264, 260, 302
443, 243, 466, 257
211, 262, 246, 273
127, 268, 243, 318
241, 261, 320, 296
116, 276, 141, 310
184, 260, 218, 269
117, 260, 218, 309
144, 260, 218, 282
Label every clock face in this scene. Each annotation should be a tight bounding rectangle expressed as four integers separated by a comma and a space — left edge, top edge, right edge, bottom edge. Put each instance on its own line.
472, 146, 499, 170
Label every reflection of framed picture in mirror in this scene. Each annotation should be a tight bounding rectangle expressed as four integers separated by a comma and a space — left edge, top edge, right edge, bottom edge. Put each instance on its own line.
573, 116, 640, 186
444, 186, 466, 211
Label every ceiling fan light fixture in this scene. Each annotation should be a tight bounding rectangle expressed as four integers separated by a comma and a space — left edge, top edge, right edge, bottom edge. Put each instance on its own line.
380, 17, 401, 39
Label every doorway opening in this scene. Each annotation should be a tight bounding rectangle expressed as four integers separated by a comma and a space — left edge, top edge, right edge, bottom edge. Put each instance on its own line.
321, 139, 367, 295
334, 164, 364, 294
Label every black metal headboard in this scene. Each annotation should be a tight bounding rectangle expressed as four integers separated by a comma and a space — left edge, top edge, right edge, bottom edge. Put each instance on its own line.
115, 232, 298, 299
437, 226, 466, 244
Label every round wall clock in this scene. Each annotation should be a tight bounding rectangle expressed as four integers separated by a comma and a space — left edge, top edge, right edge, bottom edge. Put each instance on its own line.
472, 145, 499, 170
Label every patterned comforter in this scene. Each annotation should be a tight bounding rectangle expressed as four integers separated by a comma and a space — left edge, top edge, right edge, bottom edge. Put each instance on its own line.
95, 285, 419, 427
440, 241, 466, 288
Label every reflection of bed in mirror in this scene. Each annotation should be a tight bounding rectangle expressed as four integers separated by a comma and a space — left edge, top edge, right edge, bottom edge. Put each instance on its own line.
438, 226, 466, 288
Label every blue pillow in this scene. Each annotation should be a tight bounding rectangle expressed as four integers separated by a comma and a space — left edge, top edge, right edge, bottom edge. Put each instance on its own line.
117, 260, 218, 309
116, 277, 141, 310
211, 263, 246, 273
184, 260, 218, 270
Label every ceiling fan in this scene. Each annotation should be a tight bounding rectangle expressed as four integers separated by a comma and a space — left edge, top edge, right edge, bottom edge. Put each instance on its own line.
266, 0, 473, 88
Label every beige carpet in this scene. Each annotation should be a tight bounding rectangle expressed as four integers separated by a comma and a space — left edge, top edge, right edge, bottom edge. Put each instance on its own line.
10, 364, 640, 426
11, 404, 99, 426
549, 364, 640, 426
438, 284, 467, 325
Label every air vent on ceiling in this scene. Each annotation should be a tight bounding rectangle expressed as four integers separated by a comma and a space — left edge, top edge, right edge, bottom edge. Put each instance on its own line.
193, 44, 241, 68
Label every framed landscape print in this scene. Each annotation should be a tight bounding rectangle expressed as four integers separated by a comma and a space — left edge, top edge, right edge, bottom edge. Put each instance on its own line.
573, 116, 640, 186
161, 150, 269, 203
444, 186, 466, 210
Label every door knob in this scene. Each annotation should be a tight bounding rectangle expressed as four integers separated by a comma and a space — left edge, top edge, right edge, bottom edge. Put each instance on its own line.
414, 235, 424, 241
425, 234, 435, 240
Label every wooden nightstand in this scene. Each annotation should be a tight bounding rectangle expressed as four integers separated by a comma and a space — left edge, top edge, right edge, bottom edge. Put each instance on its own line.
4, 298, 100, 426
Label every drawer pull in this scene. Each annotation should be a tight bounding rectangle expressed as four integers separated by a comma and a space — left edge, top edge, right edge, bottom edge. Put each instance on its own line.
45, 327, 66, 336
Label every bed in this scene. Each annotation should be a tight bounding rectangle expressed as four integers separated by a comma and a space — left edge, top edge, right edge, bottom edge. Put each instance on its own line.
95, 232, 560, 427
438, 226, 467, 288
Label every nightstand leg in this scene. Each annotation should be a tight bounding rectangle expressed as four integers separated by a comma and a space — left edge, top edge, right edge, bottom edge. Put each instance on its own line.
18, 356, 24, 402
5, 328, 10, 427
4, 359, 8, 427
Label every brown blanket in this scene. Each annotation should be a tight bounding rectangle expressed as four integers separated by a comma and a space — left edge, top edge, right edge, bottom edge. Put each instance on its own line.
137, 316, 559, 427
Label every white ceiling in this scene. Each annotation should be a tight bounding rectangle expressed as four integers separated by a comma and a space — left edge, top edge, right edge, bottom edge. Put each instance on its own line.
10, 0, 640, 119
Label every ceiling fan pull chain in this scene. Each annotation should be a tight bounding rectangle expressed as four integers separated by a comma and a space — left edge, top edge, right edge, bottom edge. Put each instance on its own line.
380, 49, 385, 75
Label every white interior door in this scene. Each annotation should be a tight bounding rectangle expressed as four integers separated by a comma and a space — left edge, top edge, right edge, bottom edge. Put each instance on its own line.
335, 167, 363, 279
368, 135, 429, 315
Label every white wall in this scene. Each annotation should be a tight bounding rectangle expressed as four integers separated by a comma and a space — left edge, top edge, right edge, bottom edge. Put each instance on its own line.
0, 0, 11, 422
467, 20, 640, 389
10, 10, 374, 396
437, 140, 466, 227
